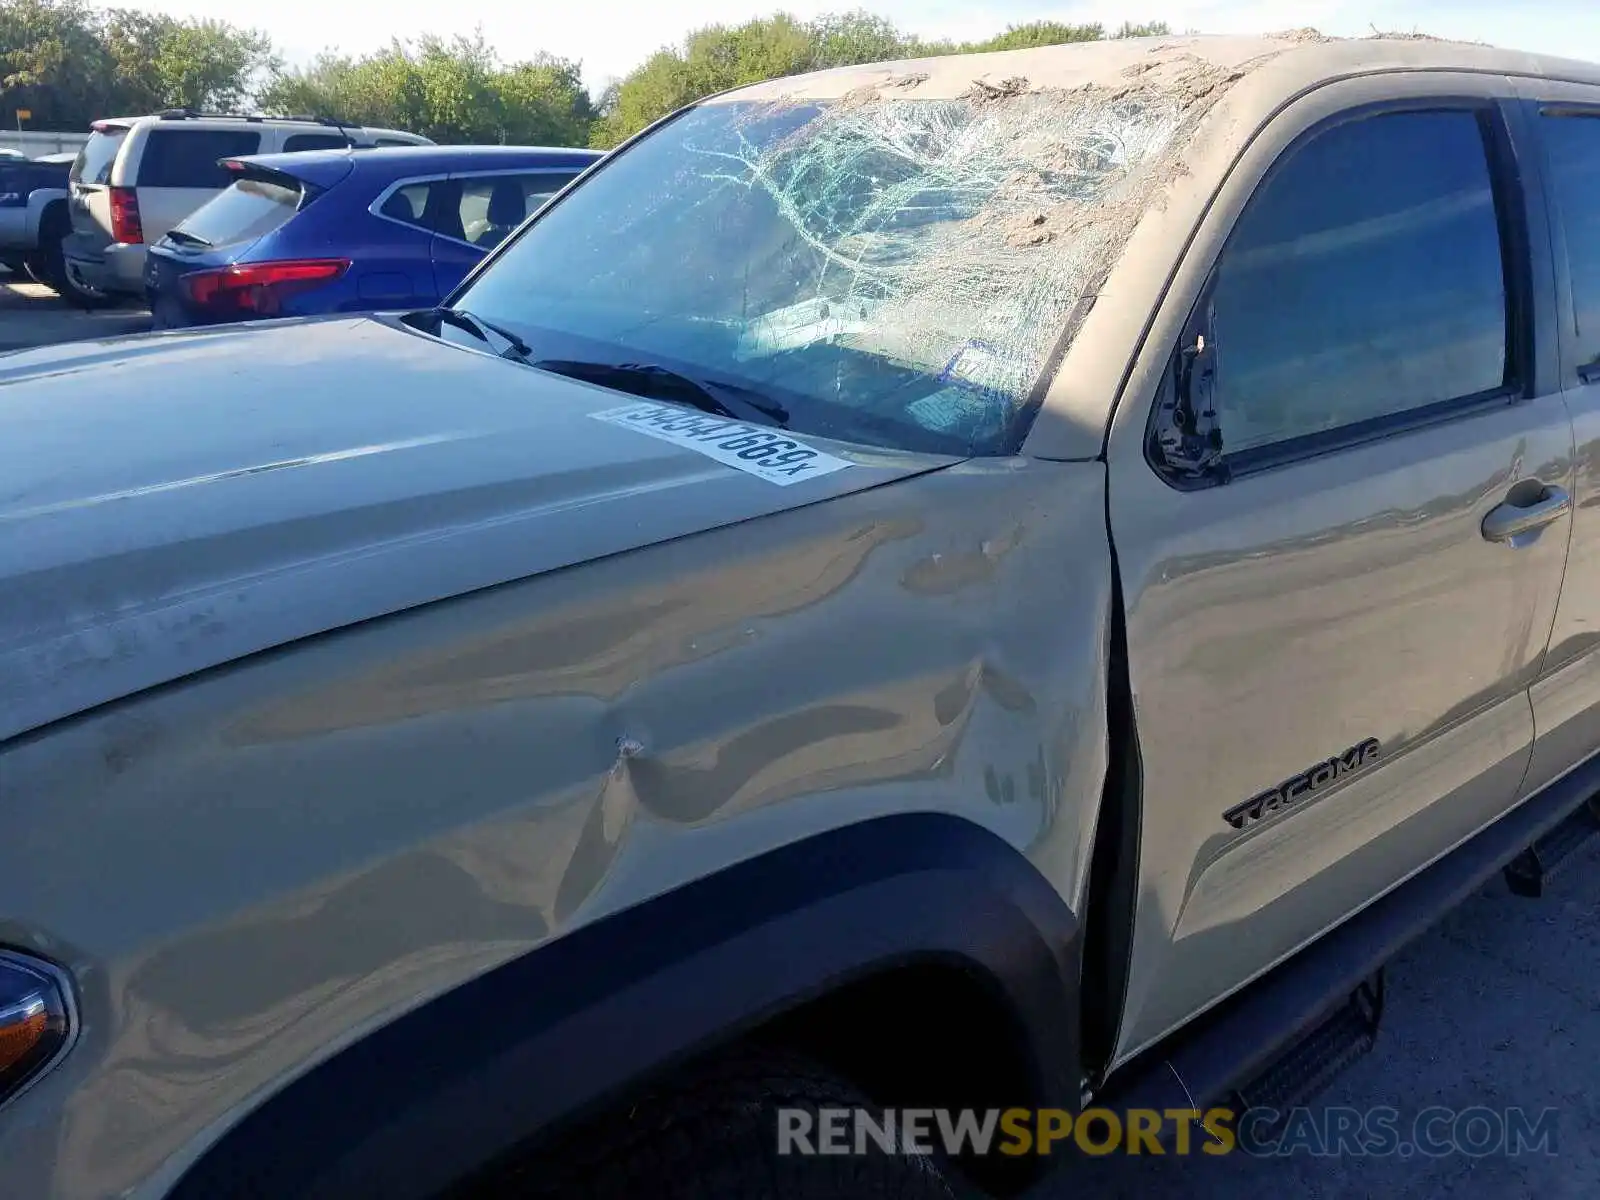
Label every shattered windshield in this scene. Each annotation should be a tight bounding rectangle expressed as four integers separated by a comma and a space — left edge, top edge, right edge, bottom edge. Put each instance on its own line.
456, 83, 1193, 456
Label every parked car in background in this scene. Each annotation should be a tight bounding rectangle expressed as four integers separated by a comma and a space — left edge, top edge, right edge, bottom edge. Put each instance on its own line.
0, 152, 72, 289
62, 111, 432, 306
143, 143, 603, 328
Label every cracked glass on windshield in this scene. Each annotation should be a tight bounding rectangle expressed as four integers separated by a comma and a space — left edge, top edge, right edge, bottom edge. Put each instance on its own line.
456, 83, 1195, 456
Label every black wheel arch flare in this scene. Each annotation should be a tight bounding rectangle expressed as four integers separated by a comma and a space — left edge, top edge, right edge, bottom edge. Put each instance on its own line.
166, 811, 1085, 1200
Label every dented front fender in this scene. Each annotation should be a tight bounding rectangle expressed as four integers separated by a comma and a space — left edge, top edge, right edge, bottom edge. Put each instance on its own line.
0, 456, 1112, 1200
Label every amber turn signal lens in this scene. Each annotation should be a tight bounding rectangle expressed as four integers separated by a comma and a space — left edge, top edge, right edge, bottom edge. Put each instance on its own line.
0, 1001, 48, 1073
0, 951, 73, 1105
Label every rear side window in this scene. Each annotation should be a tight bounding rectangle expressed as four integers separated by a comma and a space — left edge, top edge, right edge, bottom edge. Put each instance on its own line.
374, 181, 438, 231
1205, 109, 1509, 457
522, 171, 578, 208
456, 173, 578, 248
1541, 113, 1600, 370
137, 130, 262, 188
71, 129, 128, 184
283, 133, 350, 153
171, 177, 303, 247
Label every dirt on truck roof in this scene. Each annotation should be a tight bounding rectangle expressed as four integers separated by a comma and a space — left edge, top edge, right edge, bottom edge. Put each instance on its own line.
715, 30, 1600, 106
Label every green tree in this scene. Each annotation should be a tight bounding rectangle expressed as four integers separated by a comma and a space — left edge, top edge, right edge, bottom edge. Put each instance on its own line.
1, 0, 274, 127
0, 0, 118, 127
102, 9, 276, 112
492, 54, 595, 145
593, 11, 885, 147
5, 3, 1176, 149
1114, 20, 1173, 38
594, 10, 1176, 149
961, 21, 1106, 53
259, 32, 591, 145
807, 9, 910, 68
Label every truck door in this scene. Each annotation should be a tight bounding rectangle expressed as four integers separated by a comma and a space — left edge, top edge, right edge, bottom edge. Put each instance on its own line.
1103, 77, 1573, 1064
1514, 91, 1600, 797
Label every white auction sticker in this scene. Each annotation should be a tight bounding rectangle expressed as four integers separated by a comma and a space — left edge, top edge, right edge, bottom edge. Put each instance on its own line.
589, 402, 852, 486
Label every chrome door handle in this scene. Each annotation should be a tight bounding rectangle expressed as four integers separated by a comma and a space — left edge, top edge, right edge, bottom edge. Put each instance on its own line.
1481, 484, 1571, 546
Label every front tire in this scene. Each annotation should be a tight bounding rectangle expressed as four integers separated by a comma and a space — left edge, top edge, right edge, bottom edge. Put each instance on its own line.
474, 1049, 961, 1200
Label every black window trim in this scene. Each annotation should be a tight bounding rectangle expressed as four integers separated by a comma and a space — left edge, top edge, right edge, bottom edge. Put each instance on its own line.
1146, 96, 1537, 490
1531, 101, 1600, 385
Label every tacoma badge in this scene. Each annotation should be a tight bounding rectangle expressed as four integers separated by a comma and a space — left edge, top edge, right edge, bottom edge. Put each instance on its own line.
1224, 738, 1381, 830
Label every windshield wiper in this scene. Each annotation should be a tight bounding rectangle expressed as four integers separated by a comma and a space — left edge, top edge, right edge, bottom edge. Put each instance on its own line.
531, 359, 790, 427
412, 314, 791, 427
420, 307, 534, 362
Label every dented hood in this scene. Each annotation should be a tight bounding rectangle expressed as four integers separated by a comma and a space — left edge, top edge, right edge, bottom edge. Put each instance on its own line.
0, 316, 957, 742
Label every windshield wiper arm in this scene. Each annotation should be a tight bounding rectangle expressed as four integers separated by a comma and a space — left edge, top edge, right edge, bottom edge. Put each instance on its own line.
531, 359, 789, 427
421, 307, 534, 362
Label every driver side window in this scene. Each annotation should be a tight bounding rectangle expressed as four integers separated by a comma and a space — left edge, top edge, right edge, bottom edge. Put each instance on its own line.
1204, 108, 1512, 460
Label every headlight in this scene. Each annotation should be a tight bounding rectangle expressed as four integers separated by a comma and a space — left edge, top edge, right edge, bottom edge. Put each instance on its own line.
0, 950, 75, 1107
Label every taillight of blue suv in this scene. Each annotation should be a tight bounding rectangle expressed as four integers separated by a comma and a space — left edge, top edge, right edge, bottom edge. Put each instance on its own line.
179, 258, 351, 318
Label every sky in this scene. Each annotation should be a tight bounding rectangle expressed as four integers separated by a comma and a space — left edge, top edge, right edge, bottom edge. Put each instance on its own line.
108, 0, 1600, 95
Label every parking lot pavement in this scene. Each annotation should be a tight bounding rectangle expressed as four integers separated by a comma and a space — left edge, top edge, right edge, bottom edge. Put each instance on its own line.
1041, 837, 1600, 1199
0, 269, 151, 352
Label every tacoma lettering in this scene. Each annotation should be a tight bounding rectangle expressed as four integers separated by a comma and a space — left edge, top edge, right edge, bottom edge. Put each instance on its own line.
1223, 738, 1381, 831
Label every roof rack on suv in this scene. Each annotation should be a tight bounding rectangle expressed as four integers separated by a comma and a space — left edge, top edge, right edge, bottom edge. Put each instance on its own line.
153, 109, 360, 128
156, 108, 266, 122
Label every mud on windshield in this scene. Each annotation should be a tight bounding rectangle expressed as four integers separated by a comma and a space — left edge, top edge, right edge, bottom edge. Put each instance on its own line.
457, 67, 1234, 457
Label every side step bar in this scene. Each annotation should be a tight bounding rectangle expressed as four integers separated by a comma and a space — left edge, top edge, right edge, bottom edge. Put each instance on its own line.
1098, 748, 1600, 1141
1504, 795, 1600, 897
1229, 973, 1384, 1143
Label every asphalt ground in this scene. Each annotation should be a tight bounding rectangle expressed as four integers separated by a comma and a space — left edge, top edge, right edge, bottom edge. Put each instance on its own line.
0, 266, 151, 352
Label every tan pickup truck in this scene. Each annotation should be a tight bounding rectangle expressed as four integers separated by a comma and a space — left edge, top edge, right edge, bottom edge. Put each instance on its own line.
4, 30, 1600, 1200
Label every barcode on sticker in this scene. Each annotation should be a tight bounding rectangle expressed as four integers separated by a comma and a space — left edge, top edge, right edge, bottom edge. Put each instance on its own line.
590, 402, 851, 486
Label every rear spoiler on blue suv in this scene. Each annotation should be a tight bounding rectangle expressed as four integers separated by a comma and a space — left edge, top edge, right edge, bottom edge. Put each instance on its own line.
219, 152, 356, 195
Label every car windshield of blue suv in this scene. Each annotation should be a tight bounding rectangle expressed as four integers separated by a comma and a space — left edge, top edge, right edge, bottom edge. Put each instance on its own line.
451, 85, 1197, 457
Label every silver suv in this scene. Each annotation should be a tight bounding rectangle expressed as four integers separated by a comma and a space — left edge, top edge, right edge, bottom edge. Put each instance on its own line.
61, 111, 431, 304
5, 31, 1600, 1200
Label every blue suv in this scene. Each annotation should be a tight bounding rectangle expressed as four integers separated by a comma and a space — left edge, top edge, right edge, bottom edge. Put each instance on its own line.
143, 144, 602, 327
